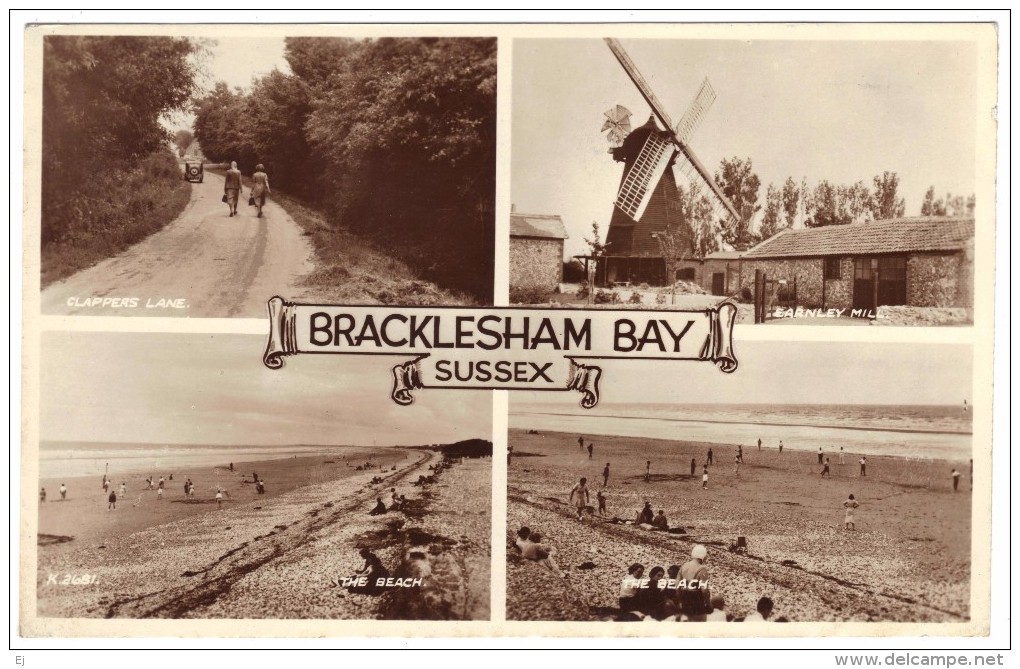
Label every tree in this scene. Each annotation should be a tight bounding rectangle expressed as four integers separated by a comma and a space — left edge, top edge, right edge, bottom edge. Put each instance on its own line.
807, 180, 839, 227
714, 156, 761, 250
839, 181, 872, 225
781, 177, 799, 228
759, 183, 783, 240
966, 194, 976, 215
679, 182, 718, 260
42, 35, 198, 243
173, 129, 194, 157
584, 221, 611, 298
921, 186, 937, 216
870, 171, 906, 220
655, 222, 690, 304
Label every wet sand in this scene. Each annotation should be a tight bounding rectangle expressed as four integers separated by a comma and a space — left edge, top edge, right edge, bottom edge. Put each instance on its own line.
507, 429, 971, 622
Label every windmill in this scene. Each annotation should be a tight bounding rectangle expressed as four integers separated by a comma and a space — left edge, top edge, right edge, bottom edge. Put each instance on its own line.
598, 38, 740, 286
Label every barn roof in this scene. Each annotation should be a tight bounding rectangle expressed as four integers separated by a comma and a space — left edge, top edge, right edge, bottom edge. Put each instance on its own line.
510, 213, 569, 240
744, 217, 974, 259
705, 251, 743, 260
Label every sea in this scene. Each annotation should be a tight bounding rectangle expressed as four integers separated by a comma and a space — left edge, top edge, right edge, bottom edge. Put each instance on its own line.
37, 442, 381, 481
510, 402, 973, 461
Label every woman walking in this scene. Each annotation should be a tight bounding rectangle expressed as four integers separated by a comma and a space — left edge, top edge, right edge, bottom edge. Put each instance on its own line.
250, 164, 271, 218
224, 161, 243, 217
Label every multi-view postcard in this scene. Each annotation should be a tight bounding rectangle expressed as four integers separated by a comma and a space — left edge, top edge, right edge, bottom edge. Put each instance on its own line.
18, 21, 999, 642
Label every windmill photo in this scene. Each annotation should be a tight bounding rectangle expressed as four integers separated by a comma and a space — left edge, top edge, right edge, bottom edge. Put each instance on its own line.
596, 38, 740, 286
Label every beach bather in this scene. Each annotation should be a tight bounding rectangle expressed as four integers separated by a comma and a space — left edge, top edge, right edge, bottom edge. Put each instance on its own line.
514, 527, 565, 578
596, 491, 607, 516
603, 463, 610, 486
843, 494, 859, 530
635, 501, 654, 526
347, 548, 390, 595
569, 477, 590, 520
369, 498, 387, 515
59, 484, 67, 500
744, 596, 774, 622
650, 510, 669, 531
679, 544, 712, 621
618, 563, 645, 613
821, 458, 831, 477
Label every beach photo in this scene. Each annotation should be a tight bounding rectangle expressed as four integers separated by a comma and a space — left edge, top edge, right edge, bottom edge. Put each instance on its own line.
509, 34, 990, 327
506, 339, 976, 624
29, 331, 493, 623
32, 28, 497, 316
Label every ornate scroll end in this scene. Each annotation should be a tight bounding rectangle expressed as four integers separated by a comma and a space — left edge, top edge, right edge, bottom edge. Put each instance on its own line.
566, 359, 602, 409
263, 296, 296, 370
391, 356, 426, 406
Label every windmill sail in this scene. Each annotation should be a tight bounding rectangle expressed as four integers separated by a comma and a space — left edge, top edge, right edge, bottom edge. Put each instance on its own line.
614, 130, 676, 221
675, 77, 716, 145
604, 38, 740, 224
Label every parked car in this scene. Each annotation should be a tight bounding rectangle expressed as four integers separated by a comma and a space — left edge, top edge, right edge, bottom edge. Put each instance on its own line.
183, 162, 204, 183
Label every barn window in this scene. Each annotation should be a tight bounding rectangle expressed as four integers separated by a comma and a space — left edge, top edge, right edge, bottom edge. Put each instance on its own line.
824, 257, 841, 280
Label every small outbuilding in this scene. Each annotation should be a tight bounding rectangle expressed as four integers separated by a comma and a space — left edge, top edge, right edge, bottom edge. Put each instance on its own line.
509, 211, 569, 296
740, 216, 975, 312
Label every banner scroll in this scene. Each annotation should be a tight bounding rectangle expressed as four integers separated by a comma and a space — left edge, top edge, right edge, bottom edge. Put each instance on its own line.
264, 297, 738, 408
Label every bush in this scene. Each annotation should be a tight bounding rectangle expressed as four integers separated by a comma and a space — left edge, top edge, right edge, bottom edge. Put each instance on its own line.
510, 285, 551, 305
563, 259, 585, 283
739, 286, 753, 303
628, 291, 643, 304
576, 283, 590, 300
594, 289, 621, 304
655, 292, 667, 305
639, 282, 651, 290
41, 150, 192, 285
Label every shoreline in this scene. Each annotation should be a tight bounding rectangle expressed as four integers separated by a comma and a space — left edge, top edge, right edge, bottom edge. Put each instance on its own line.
36, 446, 491, 620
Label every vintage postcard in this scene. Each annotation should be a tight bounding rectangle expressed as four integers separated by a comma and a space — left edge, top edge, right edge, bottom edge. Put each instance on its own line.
17, 20, 1001, 643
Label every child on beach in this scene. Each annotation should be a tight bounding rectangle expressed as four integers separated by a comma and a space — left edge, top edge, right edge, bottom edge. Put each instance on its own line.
821, 458, 831, 477
569, 477, 590, 520
843, 494, 859, 530
596, 490, 607, 516
157, 487, 163, 501
702, 465, 709, 489
59, 484, 67, 500
215, 489, 223, 507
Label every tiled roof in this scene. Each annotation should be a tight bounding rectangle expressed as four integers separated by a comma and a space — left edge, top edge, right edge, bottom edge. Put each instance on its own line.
706, 251, 743, 260
510, 213, 569, 240
744, 217, 974, 258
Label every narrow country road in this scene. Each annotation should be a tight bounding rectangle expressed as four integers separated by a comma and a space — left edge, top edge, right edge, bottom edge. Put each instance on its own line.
41, 172, 315, 318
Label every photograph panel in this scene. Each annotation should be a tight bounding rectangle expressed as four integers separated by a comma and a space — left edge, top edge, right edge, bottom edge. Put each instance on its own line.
30, 331, 493, 623
506, 340, 975, 625
509, 37, 982, 327
34, 30, 497, 316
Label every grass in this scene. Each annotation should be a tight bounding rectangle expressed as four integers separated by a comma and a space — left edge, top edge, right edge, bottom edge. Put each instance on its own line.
40, 151, 192, 287
211, 168, 477, 306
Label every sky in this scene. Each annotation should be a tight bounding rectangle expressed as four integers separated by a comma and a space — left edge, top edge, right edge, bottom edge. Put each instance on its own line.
511, 38, 982, 258
513, 339, 973, 408
40, 332, 492, 446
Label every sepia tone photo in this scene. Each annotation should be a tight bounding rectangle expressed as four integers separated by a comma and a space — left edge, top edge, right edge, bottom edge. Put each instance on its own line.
509, 37, 981, 326
507, 340, 975, 623
36, 32, 497, 316
30, 331, 493, 622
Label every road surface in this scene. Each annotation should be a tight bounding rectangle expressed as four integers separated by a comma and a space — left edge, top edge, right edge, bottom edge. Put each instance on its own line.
41, 172, 315, 318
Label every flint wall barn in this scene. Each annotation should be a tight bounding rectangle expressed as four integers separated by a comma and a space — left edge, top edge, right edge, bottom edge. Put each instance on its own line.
739, 217, 975, 312
509, 212, 569, 295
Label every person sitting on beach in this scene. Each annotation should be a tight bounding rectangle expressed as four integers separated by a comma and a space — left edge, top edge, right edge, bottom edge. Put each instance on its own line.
635, 501, 654, 526
679, 545, 712, 621
843, 494, 859, 531
618, 563, 645, 614
569, 477, 590, 521
635, 566, 670, 620
744, 596, 774, 622
346, 548, 390, 595
706, 595, 728, 622
389, 488, 399, 508
596, 490, 607, 516
369, 497, 387, 515
650, 509, 669, 531
514, 527, 565, 578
